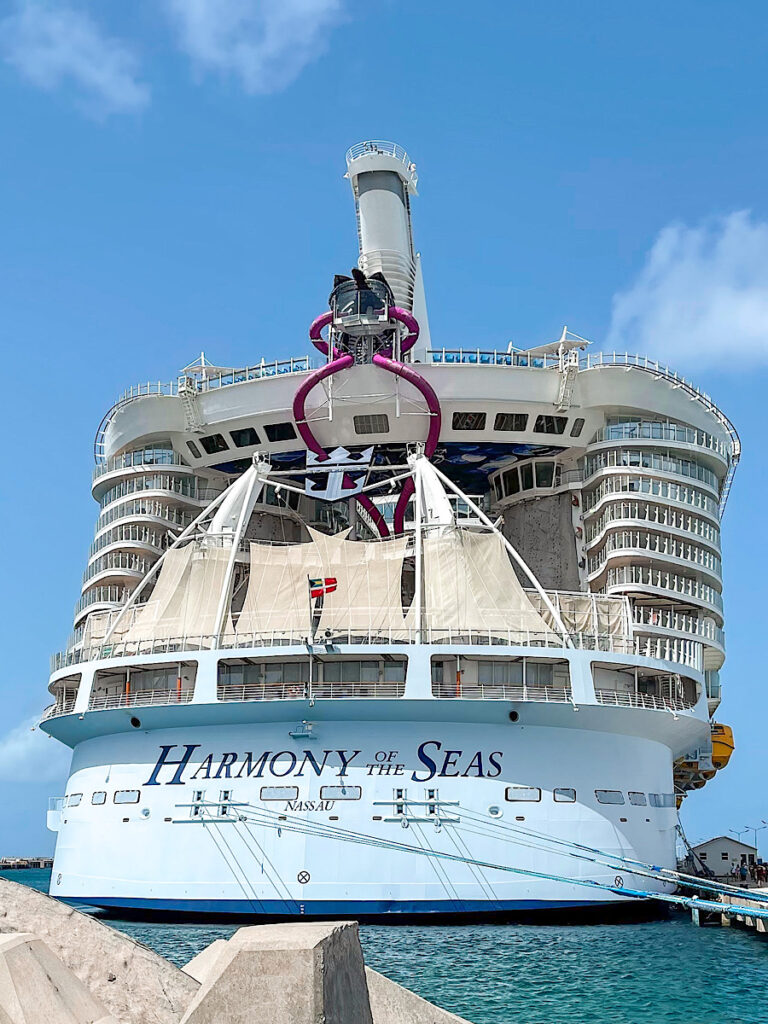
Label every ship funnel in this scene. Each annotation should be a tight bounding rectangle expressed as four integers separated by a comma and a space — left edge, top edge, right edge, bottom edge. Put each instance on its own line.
345, 141, 418, 311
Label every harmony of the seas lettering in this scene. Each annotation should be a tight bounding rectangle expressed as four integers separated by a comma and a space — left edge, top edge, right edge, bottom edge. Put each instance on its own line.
144, 741, 504, 786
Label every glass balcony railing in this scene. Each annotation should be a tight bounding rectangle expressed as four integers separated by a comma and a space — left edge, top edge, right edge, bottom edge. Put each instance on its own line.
602, 565, 723, 612
591, 421, 730, 460
584, 449, 720, 493
585, 501, 720, 547
582, 475, 719, 517
587, 531, 722, 578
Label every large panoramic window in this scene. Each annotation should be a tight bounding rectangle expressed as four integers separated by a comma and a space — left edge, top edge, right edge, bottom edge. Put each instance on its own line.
200, 433, 229, 454
452, 411, 487, 430
230, 426, 260, 448
533, 415, 567, 435
264, 422, 296, 442
494, 412, 528, 431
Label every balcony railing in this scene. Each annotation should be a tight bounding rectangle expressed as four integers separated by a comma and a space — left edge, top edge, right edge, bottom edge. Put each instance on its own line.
432, 682, 573, 703
585, 502, 720, 548
93, 448, 187, 481
584, 450, 720, 494
583, 475, 719, 517
95, 499, 195, 534
602, 565, 723, 613
587, 531, 722, 579
594, 689, 695, 713
41, 697, 76, 721
591, 421, 730, 460
50, 627, 707, 676
633, 607, 725, 648
88, 688, 194, 711
217, 681, 405, 701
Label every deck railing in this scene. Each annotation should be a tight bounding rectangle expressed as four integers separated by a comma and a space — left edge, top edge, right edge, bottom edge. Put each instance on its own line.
50, 626, 704, 674
594, 689, 695, 713
41, 681, 698, 721
88, 688, 194, 711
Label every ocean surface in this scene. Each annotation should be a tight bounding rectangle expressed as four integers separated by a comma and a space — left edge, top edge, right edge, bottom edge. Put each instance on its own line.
3, 869, 767, 1024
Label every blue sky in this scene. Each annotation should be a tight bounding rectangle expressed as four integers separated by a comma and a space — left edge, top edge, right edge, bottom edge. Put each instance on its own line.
0, 0, 767, 854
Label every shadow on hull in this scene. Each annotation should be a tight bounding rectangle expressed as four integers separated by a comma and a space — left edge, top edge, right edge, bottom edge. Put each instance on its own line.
62, 898, 668, 927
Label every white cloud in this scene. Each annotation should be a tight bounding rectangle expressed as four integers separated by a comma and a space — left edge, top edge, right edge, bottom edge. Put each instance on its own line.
165, 0, 344, 94
607, 211, 768, 369
0, 717, 70, 783
0, 1, 149, 116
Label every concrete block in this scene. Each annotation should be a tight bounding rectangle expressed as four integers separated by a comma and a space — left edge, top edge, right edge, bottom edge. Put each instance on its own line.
182, 941, 229, 984
0, 932, 118, 1024
0, 879, 198, 1024
366, 967, 473, 1024
181, 921, 374, 1024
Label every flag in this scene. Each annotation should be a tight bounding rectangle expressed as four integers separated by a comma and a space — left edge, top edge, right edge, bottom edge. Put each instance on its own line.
309, 577, 337, 599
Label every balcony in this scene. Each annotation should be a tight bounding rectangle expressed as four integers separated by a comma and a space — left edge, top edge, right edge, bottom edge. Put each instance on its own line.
590, 421, 730, 461
88, 688, 194, 711
217, 681, 404, 701
585, 501, 720, 549
583, 475, 719, 518
583, 449, 721, 495
594, 689, 696, 713
602, 565, 723, 615
587, 531, 722, 582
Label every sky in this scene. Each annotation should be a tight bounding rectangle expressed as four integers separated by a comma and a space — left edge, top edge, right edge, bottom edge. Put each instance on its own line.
0, 0, 767, 856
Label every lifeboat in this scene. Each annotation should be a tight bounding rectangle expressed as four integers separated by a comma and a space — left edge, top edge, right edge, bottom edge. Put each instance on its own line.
673, 722, 734, 803
711, 722, 735, 770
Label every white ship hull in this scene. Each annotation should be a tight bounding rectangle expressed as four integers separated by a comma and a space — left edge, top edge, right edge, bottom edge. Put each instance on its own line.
46, 690, 694, 916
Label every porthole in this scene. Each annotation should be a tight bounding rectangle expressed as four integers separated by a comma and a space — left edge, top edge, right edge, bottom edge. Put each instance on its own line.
130, 717, 141, 728
508, 710, 519, 723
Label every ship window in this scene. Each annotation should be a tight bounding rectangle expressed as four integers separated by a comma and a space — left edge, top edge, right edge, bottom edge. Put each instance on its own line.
261, 786, 298, 801
320, 785, 362, 800
478, 660, 523, 686
502, 467, 520, 495
452, 411, 487, 431
554, 788, 576, 803
264, 422, 296, 442
505, 787, 541, 802
649, 793, 676, 808
595, 790, 625, 805
114, 790, 140, 804
526, 662, 554, 686
495, 413, 528, 432
570, 417, 585, 437
200, 433, 229, 455
534, 415, 567, 435
91, 792, 106, 806
628, 792, 647, 806
535, 462, 555, 488
493, 477, 503, 502
230, 426, 260, 448
67, 793, 82, 807
520, 463, 534, 490
354, 414, 389, 434
186, 440, 201, 459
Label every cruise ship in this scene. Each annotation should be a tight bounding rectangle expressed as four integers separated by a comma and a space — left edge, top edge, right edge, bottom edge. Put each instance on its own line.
42, 142, 737, 917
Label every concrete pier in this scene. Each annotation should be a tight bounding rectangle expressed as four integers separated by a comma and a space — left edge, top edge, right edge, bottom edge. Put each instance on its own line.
0, 879, 472, 1023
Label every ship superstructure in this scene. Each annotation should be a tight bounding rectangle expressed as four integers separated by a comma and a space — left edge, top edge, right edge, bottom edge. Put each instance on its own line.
42, 142, 737, 916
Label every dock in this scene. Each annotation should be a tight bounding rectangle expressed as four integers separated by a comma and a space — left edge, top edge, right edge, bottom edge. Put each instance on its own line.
0, 856, 53, 870
689, 885, 768, 938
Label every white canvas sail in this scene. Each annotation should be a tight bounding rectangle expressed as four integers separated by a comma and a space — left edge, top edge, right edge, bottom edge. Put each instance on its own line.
125, 545, 234, 642
423, 527, 556, 639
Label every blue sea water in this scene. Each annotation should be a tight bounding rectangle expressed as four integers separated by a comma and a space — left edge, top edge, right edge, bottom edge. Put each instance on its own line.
3, 869, 767, 1024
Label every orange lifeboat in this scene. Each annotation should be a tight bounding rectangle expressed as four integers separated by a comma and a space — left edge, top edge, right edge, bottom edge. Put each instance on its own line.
711, 722, 735, 770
